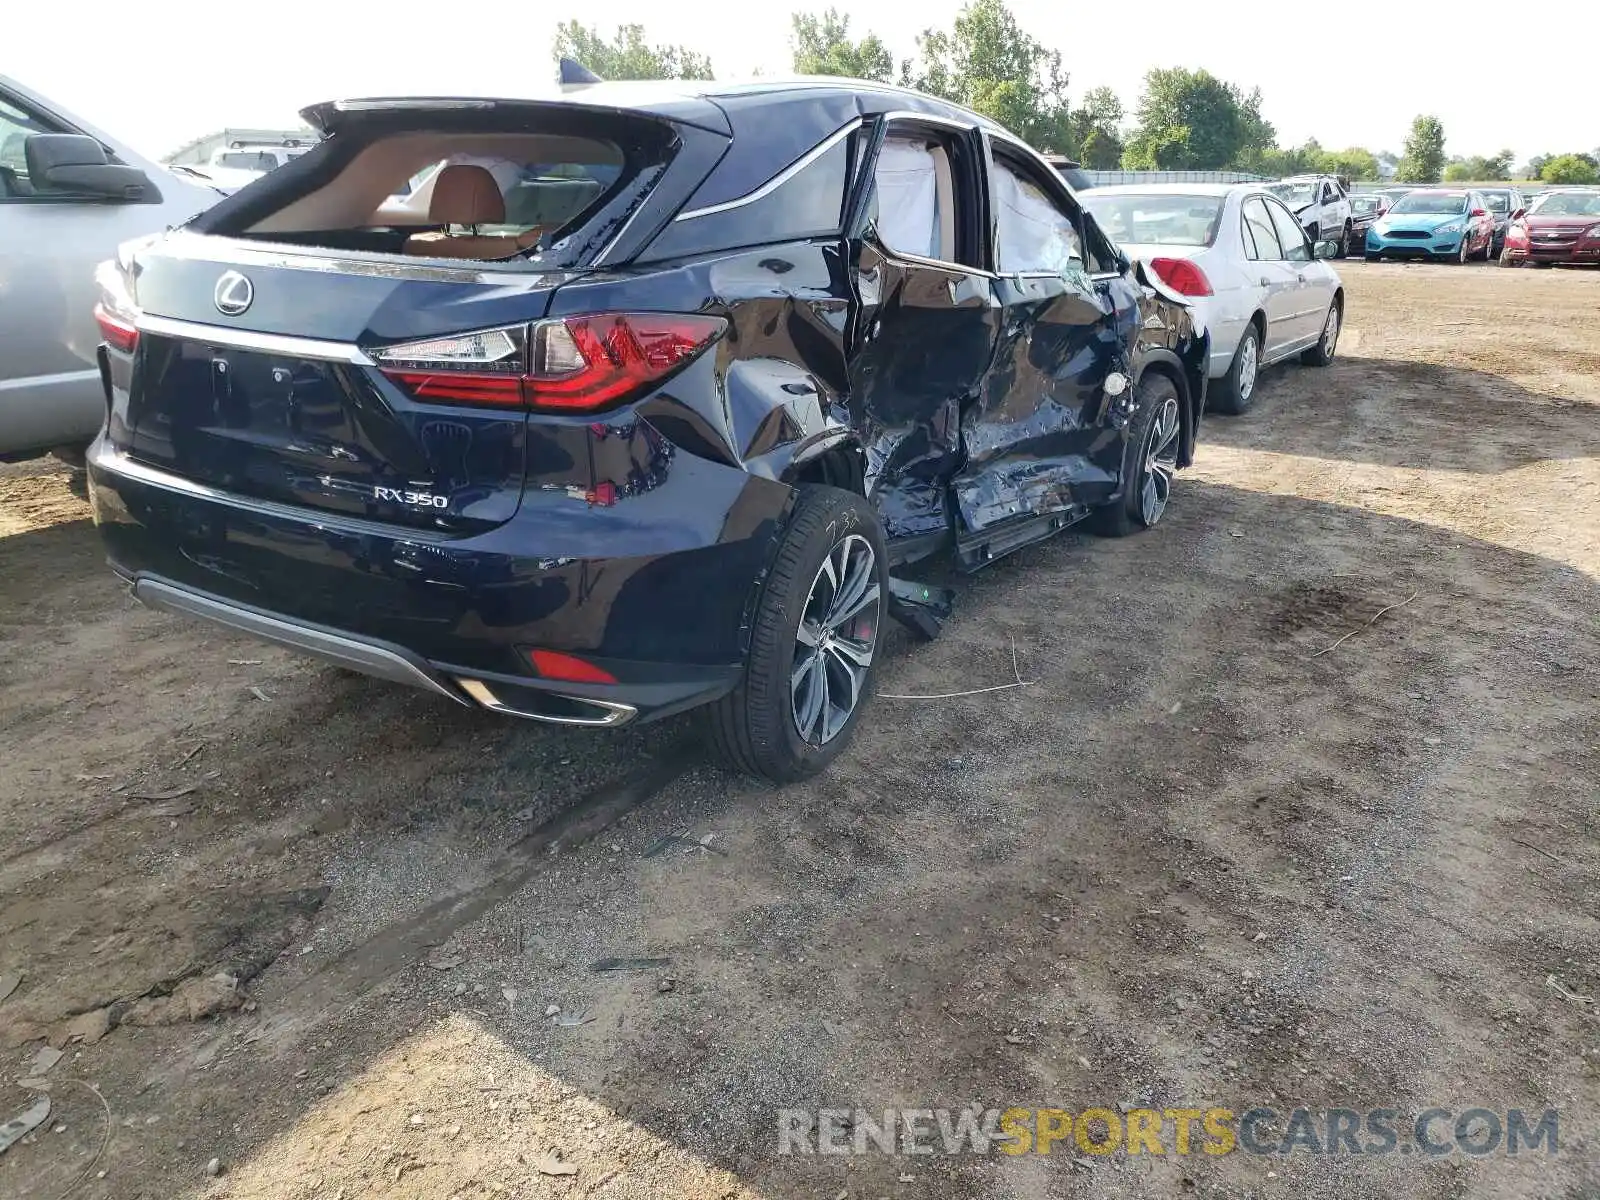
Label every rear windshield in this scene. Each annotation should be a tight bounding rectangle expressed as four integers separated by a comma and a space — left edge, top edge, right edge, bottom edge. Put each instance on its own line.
1081, 193, 1225, 247
1391, 192, 1466, 215
1482, 191, 1512, 212
1350, 195, 1383, 217
215, 152, 268, 170
1529, 191, 1600, 216
198, 112, 673, 269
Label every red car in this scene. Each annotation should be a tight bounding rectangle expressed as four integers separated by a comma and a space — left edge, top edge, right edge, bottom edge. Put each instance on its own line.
1501, 189, 1600, 267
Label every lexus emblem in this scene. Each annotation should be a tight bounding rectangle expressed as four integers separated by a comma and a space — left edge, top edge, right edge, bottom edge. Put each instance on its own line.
214, 270, 253, 316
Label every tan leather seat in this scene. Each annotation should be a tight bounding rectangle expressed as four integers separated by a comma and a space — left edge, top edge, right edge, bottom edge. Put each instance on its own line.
404, 164, 541, 260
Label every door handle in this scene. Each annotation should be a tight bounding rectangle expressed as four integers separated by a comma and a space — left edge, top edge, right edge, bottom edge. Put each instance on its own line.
1297, 273, 1306, 282
1259, 277, 1271, 287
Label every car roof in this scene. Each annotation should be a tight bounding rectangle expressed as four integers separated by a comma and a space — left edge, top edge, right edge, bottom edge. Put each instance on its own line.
303, 78, 1022, 216
304, 78, 1000, 138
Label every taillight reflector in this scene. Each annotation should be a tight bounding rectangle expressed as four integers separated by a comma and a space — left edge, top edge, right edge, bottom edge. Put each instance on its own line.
374, 313, 725, 414
380, 370, 525, 407
94, 303, 139, 354
1148, 257, 1214, 298
527, 649, 618, 684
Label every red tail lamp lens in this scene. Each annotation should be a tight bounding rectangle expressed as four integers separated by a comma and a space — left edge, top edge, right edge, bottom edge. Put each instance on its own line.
1148, 257, 1214, 297
375, 314, 725, 414
94, 303, 139, 354
527, 649, 618, 685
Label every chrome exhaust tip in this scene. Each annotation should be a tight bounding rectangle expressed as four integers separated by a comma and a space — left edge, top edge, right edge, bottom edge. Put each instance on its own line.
454, 678, 637, 727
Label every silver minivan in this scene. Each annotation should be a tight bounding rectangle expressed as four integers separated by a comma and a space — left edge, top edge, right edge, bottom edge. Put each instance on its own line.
1, 76, 220, 461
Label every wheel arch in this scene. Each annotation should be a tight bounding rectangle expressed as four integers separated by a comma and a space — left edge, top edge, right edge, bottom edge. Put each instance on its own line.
1134, 351, 1198, 469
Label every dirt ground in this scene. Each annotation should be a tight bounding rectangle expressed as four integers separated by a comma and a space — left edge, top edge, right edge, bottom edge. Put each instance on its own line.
1, 262, 1597, 1200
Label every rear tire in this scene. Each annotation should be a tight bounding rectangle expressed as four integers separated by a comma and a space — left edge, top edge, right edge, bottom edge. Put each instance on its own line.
1335, 222, 1351, 258
1300, 297, 1342, 367
1210, 323, 1261, 415
703, 485, 887, 783
1090, 374, 1182, 538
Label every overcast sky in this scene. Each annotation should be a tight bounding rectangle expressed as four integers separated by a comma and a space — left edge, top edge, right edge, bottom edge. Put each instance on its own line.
7, 0, 1589, 163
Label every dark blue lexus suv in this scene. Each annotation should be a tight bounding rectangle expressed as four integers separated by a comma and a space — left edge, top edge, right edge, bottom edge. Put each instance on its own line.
88, 78, 1208, 781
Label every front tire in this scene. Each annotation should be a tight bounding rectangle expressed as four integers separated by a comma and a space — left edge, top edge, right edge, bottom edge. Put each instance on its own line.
704, 485, 887, 782
1336, 222, 1351, 259
1210, 323, 1261, 415
1090, 375, 1182, 538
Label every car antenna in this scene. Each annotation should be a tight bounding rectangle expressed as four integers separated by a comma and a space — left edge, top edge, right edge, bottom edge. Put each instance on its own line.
558, 58, 604, 90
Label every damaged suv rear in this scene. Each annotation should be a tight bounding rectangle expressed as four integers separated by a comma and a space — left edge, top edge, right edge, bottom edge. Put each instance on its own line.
89, 80, 1208, 781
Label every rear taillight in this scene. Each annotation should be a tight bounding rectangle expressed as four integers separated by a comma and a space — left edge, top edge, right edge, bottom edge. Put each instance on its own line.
94, 256, 141, 355
94, 302, 139, 354
1148, 256, 1214, 297
374, 314, 726, 414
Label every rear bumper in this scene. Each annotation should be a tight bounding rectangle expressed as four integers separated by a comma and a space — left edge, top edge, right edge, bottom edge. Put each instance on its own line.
90, 438, 787, 725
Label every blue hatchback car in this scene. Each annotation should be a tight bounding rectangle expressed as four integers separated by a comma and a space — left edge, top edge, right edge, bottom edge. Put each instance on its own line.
1365, 189, 1496, 262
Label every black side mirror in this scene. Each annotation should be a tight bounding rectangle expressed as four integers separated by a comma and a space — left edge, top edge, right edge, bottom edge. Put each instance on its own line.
1510, 207, 1526, 220
25, 134, 157, 202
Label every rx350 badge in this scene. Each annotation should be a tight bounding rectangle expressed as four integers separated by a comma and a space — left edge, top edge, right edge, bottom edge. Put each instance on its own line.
374, 486, 448, 509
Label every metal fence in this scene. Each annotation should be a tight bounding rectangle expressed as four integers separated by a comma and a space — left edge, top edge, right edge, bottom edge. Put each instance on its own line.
1084, 169, 1270, 186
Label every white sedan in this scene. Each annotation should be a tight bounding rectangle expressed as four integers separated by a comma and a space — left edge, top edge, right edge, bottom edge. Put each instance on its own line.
1081, 184, 1345, 413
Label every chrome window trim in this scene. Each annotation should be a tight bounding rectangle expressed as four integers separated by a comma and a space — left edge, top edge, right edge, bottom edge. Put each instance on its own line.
675, 118, 864, 221
135, 314, 376, 365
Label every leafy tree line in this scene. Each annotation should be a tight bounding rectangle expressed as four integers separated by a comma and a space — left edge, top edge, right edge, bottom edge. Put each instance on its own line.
555, 7, 1594, 183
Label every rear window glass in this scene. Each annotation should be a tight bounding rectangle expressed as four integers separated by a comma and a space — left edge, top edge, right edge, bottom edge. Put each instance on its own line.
206, 115, 667, 269
1351, 195, 1383, 217
1081, 193, 1224, 247
216, 151, 280, 171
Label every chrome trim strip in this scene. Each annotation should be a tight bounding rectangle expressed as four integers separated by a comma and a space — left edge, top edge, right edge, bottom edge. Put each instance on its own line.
878, 109, 986, 135
93, 446, 452, 543
136, 314, 376, 365
675, 119, 863, 221
455, 678, 637, 727
132, 578, 470, 705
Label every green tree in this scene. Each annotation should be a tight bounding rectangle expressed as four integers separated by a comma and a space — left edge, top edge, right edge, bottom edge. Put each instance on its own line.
1123, 68, 1265, 170
1540, 153, 1600, 185
1443, 149, 1516, 181
1395, 116, 1446, 183
790, 9, 894, 81
552, 22, 713, 80
901, 0, 1072, 151
1080, 126, 1122, 169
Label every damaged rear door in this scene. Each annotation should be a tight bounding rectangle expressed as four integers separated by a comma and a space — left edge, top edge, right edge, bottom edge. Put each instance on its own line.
845, 117, 1000, 557
950, 137, 1125, 567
